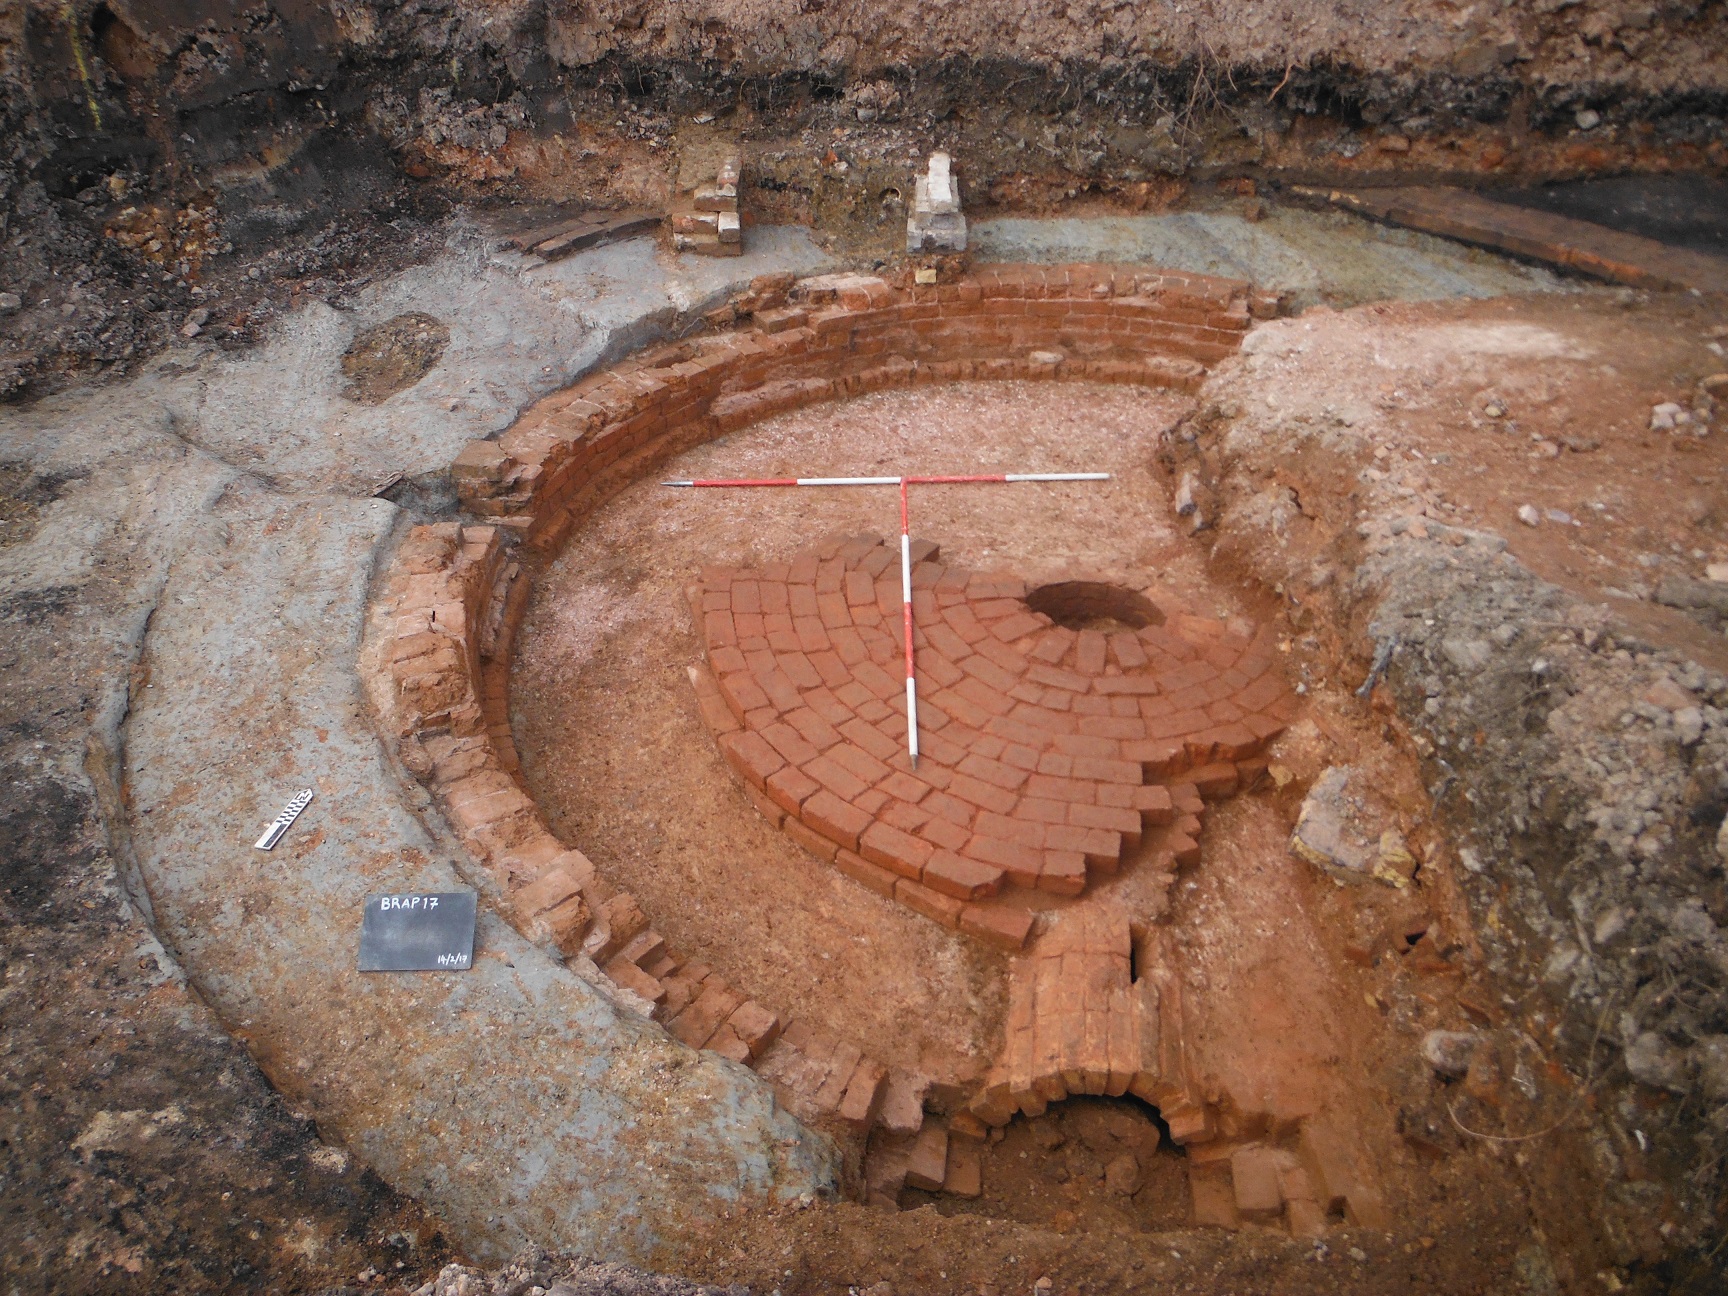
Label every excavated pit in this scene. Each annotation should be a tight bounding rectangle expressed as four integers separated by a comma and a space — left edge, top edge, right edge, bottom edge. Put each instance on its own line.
346, 258, 1728, 1293
7, 2, 1728, 1290
496, 374, 1440, 1234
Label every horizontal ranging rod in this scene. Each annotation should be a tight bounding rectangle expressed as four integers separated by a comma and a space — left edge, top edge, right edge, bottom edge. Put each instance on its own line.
663, 472, 1110, 487
664, 469, 1111, 763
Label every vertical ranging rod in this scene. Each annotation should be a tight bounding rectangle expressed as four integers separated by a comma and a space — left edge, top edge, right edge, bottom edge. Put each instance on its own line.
898, 477, 919, 767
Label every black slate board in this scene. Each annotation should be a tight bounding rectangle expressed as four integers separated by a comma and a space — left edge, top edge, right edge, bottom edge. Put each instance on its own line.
359, 892, 476, 972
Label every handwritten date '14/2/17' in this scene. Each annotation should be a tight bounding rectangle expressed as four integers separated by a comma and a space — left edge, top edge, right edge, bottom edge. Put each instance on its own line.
358, 891, 477, 973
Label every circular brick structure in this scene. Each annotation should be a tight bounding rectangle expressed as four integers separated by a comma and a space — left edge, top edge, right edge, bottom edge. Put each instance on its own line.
363, 264, 1387, 1227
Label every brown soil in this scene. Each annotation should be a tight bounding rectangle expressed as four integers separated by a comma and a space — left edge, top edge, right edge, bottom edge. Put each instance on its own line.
341, 312, 451, 405
1222, 292, 1728, 672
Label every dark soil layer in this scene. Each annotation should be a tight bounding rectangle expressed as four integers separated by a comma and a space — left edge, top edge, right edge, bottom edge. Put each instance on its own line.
1497, 174, 1728, 257
4, 0, 1728, 399
0, 556, 454, 1292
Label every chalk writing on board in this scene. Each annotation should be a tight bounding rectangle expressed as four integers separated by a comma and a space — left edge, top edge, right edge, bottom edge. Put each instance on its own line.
359, 891, 476, 973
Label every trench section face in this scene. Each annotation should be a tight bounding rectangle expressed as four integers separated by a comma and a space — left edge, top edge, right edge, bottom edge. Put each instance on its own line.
372, 265, 1396, 1234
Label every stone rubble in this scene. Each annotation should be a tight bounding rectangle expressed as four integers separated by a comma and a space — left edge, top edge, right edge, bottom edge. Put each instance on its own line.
907, 152, 967, 255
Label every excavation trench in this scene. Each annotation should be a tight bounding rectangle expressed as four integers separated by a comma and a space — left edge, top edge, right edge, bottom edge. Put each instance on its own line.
362, 247, 1482, 1255
370, 263, 1541, 1254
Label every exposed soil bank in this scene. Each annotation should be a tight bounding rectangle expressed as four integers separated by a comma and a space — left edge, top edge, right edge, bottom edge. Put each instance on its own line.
5, 0, 1727, 397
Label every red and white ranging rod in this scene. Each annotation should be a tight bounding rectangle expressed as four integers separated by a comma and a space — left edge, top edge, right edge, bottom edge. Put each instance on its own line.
664, 471, 1110, 766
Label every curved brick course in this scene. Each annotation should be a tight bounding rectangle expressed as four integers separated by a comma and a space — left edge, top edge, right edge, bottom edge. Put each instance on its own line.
690, 535, 1297, 947
373, 262, 1273, 1143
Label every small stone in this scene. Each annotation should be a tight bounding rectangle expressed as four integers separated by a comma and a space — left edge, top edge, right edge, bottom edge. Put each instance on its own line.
1706, 563, 1728, 583
1675, 707, 1704, 745
0, 291, 20, 313
1104, 1152, 1142, 1195
1174, 470, 1199, 516
1700, 373, 1728, 396
1517, 504, 1540, 527
1718, 813, 1728, 863
1625, 1031, 1689, 1093
1544, 508, 1573, 525
1643, 677, 1695, 711
1483, 401, 1508, 419
1442, 637, 1492, 671
1694, 1036, 1728, 1102
1027, 350, 1064, 366
1421, 1029, 1481, 1078
1574, 108, 1602, 130
1650, 402, 1684, 431
1491, 623, 1520, 647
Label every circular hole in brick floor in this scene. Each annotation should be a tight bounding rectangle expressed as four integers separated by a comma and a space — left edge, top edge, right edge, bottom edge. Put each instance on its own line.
1024, 580, 1164, 632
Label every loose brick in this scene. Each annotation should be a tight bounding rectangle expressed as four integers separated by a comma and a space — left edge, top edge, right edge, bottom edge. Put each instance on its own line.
1038, 850, 1089, 895
761, 721, 821, 767
706, 1024, 754, 1065
880, 797, 931, 834
743, 780, 785, 827
837, 1058, 889, 1129
829, 742, 892, 787
766, 764, 821, 815
1071, 754, 1142, 784
959, 904, 1035, 950
1189, 762, 1240, 799
784, 814, 840, 862
1045, 822, 1121, 866
860, 820, 935, 878
1230, 1146, 1284, 1220
726, 1000, 783, 1058
814, 1041, 865, 1111
947, 772, 1019, 815
784, 706, 842, 751
718, 730, 784, 789
905, 1125, 950, 1191
956, 752, 1030, 791
605, 956, 667, 1008
1068, 802, 1143, 842
670, 981, 745, 1050
963, 834, 1043, 887
805, 753, 871, 801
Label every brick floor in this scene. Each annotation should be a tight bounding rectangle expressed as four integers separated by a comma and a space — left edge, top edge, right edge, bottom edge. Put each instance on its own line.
694, 534, 1294, 945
